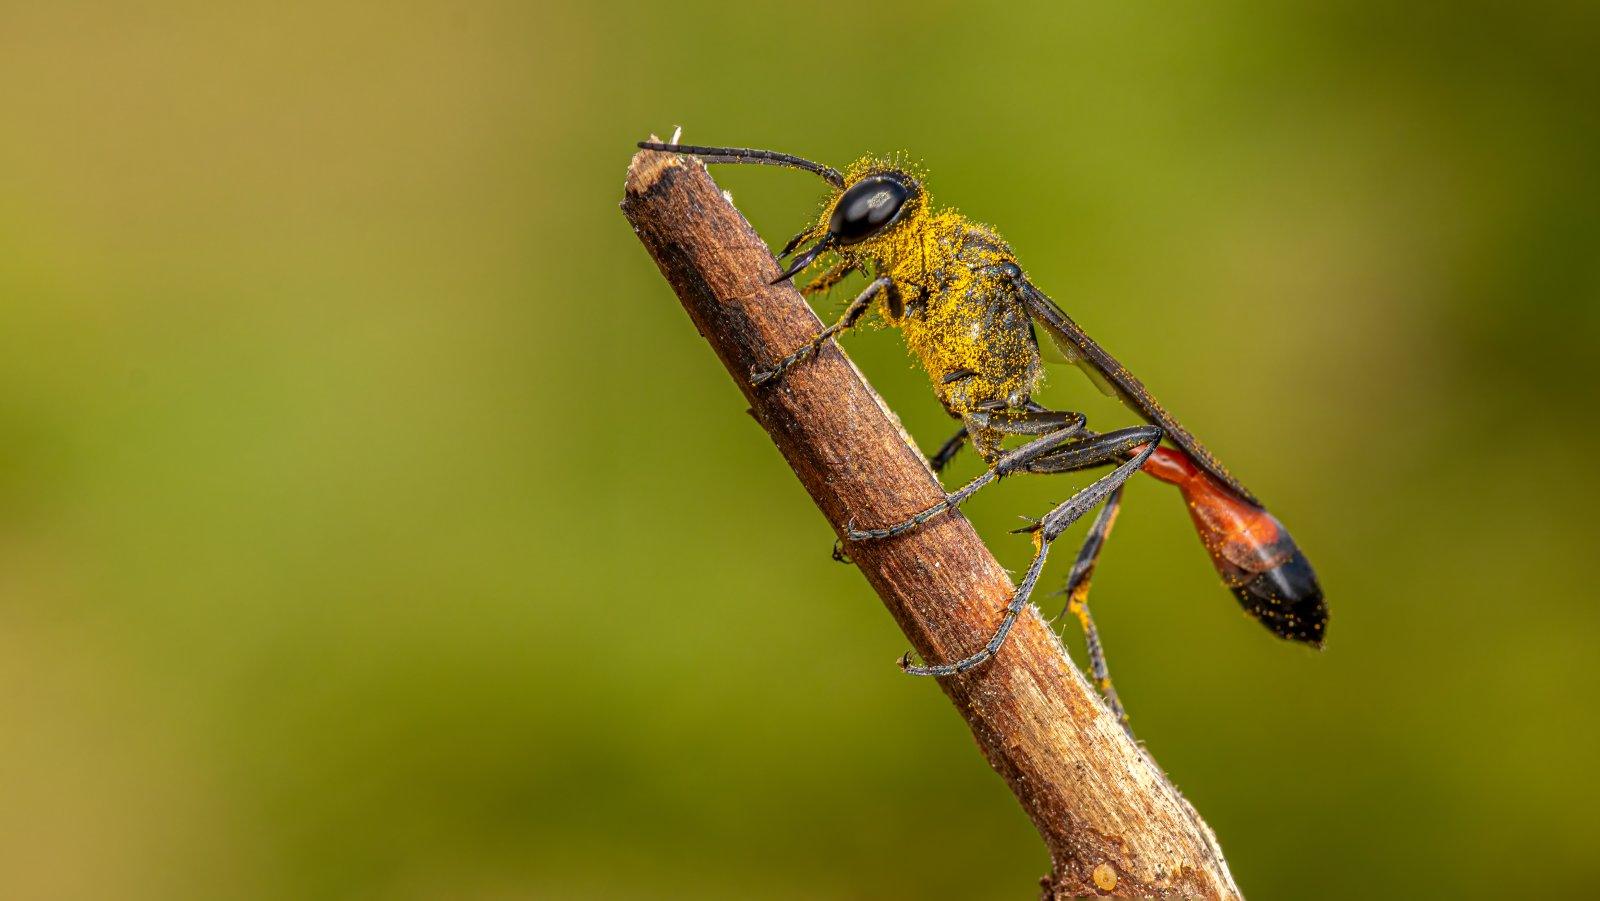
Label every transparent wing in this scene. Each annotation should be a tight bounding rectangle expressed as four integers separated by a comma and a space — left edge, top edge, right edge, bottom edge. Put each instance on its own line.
1018, 279, 1262, 507
1031, 322, 1119, 397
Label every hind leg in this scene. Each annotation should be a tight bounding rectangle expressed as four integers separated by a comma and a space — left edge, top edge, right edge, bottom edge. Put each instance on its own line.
1054, 486, 1132, 733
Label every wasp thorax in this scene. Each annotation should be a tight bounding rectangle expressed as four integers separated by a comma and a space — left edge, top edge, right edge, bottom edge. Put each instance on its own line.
829, 175, 911, 245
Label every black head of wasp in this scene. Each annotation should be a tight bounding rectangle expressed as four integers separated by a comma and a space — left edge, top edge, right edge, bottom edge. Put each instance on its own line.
638, 139, 1327, 722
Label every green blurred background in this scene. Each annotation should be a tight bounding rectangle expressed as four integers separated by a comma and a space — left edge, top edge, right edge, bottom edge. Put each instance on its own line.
2, 2, 1597, 898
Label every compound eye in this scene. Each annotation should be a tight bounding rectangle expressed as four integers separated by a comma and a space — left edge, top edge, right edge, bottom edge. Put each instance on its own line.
828, 176, 910, 245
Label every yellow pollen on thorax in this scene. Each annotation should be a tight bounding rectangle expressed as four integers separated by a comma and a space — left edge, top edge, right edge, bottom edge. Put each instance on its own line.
824, 159, 1043, 414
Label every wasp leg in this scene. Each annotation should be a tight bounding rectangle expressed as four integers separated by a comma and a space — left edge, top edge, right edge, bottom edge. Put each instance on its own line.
899, 440, 1159, 677
990, 425, 1155, 727
868, 413, 1097, 552
800, 263, 855, 297
1018, 425, 1164, 475
927, 394, 1054, 475
853, 415, 1159, 542
848, 409, 1091, 541
751, 277, 895, 386
1053, 485, 1133, 734
925, 393, 977, 474
928, 427, 969, 475
842, 418, 960, 562
777, 226, 815, 260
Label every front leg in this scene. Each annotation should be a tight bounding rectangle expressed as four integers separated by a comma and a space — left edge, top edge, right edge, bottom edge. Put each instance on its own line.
800, 263, 855, 297
751, 277, 895, 387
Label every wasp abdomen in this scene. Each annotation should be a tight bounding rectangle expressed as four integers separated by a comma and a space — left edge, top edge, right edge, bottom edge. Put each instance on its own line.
1143, 447, 1327, 647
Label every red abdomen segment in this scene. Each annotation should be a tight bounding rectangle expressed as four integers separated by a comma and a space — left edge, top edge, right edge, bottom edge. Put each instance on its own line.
1142, 447, 1327, 647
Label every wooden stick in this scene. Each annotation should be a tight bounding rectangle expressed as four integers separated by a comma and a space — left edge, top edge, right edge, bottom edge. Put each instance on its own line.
621, 145, 1244, 901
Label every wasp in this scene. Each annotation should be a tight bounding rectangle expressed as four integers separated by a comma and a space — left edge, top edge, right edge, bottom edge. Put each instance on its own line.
638, 140, 1327, 720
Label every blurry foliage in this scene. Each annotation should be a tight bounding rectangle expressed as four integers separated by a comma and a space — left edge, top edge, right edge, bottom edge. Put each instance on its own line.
1, 1, 1597, 899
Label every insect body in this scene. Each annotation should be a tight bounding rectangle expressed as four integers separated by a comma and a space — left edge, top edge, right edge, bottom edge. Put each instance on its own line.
639, 140, 1327, 716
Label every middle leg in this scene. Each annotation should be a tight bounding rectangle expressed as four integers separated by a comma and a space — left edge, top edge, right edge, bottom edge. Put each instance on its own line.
928, 426, 969, 475
849, 421, 1160, 542
898, 437, 1160, 676
847, 408, 1090, 541
927, 397, 1049, 475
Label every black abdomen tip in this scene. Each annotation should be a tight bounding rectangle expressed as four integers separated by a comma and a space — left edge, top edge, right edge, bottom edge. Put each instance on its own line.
1231, 551, 1328, 648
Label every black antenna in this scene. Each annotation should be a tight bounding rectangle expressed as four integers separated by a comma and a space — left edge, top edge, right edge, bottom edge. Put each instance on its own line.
637, 142, 845, 188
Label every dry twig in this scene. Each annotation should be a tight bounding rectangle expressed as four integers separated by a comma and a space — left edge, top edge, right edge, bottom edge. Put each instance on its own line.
621, 145, 1244, 901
